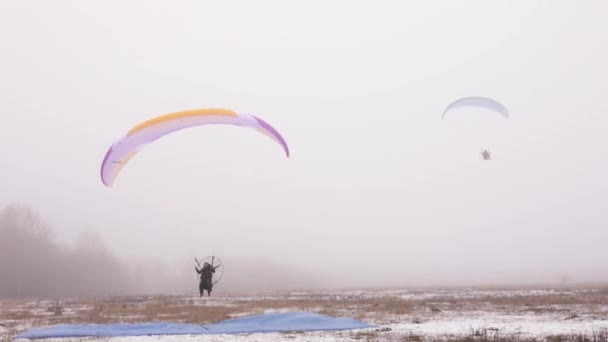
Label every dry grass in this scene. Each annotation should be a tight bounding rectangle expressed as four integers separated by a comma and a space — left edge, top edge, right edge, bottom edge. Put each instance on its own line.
348, 329, 608, 342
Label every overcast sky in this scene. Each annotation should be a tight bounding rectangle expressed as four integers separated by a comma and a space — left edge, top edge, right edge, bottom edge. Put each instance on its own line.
1, 0, 607, 287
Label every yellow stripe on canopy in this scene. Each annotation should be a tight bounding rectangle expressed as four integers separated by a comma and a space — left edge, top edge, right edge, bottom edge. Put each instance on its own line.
127, 108, 238, 136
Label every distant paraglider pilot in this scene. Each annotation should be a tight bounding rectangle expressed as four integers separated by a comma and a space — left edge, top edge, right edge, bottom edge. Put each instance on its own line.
195, 262, 220, 297
481, 149, 491, 160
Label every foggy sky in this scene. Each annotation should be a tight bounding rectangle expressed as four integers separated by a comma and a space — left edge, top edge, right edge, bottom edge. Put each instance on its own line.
1, 0, 607, 291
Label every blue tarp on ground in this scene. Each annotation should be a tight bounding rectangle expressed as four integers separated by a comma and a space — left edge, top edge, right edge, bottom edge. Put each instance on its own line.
206, 312, 374, 334
16, 312, 375, 339
16, 322, 208, 339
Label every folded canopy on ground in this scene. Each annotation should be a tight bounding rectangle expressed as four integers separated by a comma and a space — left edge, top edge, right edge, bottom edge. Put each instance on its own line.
16, 312, 375, 339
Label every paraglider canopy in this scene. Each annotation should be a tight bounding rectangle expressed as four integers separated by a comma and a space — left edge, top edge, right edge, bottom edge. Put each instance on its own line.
441, 97, 509, 160
100, 108, 289, 187
442, 97, 509, 120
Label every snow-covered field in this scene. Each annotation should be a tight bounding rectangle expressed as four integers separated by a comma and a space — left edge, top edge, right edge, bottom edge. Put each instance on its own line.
3, 285, 608, 341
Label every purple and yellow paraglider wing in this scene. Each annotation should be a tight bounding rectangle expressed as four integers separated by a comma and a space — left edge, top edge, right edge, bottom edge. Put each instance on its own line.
100, 108, 289, 187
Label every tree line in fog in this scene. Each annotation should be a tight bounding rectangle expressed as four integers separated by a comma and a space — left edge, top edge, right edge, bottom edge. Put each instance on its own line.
0, 203, 324, 299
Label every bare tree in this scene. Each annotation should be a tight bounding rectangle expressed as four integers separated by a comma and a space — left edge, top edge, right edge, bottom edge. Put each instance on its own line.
0, 204, 131, 298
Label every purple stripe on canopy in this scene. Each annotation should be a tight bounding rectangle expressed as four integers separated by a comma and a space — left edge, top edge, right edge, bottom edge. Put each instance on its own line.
252, 115, 290, 157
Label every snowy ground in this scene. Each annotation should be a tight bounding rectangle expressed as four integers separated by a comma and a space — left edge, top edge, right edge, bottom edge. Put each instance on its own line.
3, 285, 608, 341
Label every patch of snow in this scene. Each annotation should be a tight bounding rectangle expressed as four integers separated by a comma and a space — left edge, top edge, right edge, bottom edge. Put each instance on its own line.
388, 315, 608, 338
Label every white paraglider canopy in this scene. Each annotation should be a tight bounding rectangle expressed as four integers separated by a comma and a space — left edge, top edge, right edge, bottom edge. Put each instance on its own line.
441, 96, 510, 161
442, 97, 509, 120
